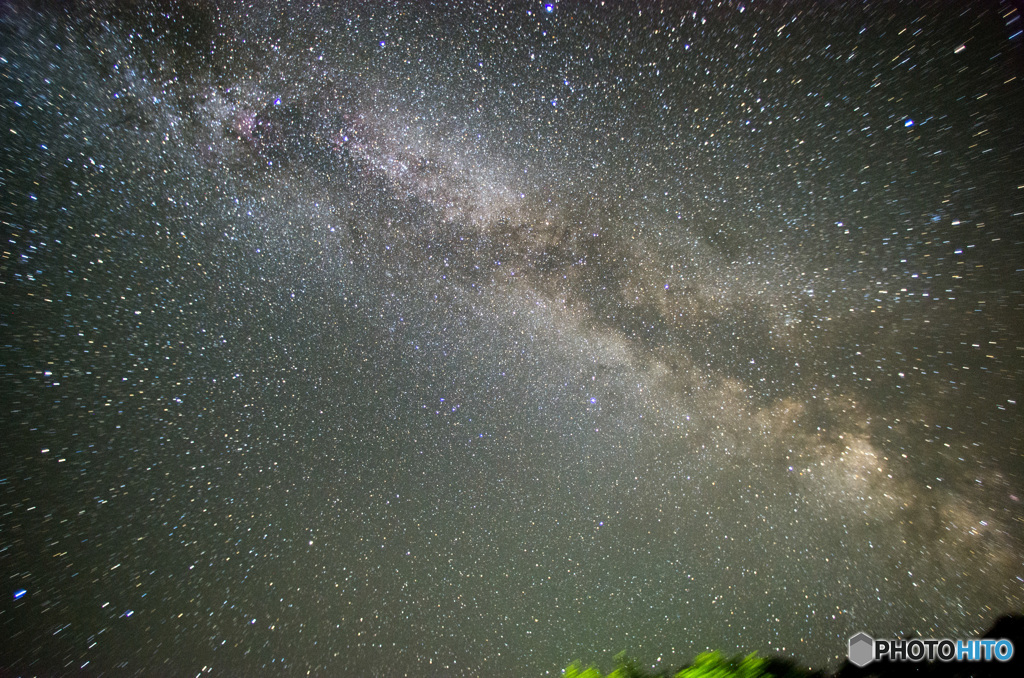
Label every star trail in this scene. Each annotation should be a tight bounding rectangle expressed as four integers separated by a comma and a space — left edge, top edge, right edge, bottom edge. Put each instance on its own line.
1, 0, 1022, 675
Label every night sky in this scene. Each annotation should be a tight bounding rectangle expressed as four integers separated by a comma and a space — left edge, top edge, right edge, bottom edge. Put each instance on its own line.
2, 0, 1022, 675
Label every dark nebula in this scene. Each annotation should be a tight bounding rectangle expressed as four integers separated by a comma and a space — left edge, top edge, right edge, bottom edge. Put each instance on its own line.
1, 0, 1022, 675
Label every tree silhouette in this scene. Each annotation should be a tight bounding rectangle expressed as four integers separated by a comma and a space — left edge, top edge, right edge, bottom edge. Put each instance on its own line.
560, 615, 1023, 678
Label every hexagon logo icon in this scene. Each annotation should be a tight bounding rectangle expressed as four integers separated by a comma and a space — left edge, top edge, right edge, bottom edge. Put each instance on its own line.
848, 632, 874, 667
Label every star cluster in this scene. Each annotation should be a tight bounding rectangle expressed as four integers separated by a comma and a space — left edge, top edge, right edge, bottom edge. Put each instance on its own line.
1, 0, 1022, 675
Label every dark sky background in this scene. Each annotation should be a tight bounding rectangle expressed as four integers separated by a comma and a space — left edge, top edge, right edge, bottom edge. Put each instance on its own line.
1, 0, 1022, 675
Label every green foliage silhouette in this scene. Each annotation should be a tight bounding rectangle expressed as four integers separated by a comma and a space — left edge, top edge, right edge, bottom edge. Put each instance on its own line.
562, 650, 772, 678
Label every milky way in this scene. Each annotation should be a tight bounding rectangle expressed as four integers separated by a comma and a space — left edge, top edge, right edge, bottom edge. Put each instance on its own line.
2, 1, 1022, 675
